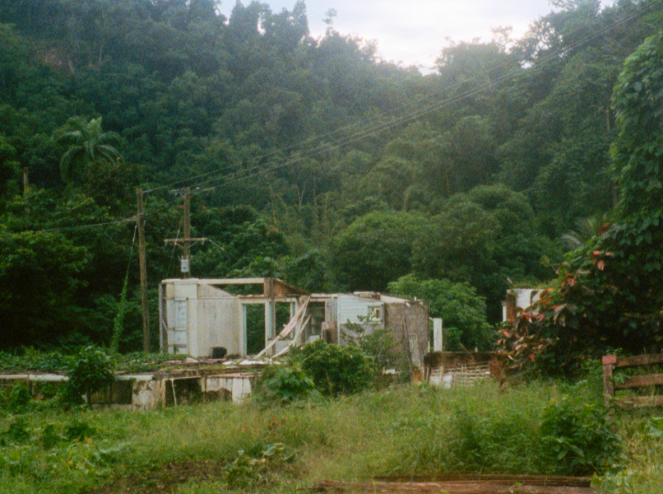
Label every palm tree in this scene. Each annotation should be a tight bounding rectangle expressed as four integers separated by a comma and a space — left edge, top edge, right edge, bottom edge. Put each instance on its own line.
560, 214, 611, 251
58, 116, 122, 183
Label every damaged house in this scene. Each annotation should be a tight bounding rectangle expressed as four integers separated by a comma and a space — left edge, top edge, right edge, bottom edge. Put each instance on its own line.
159, 277, 430, 368
0, 278, 431, 412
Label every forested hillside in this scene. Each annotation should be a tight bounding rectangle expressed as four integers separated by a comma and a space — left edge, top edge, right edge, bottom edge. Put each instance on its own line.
0, 0, 661, 351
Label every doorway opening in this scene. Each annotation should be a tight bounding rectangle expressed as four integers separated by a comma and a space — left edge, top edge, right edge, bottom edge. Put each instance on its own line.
244, 304, 266, 355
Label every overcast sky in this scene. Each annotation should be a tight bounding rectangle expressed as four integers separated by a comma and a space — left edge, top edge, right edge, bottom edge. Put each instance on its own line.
218, 0, 615, 71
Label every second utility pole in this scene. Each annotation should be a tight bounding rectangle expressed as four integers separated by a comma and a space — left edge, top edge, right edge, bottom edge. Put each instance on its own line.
164, 187, 207, 277
183, 187, 191, 277
137, 188, 150, 352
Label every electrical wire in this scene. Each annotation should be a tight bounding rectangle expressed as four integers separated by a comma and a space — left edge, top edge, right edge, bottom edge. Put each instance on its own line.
0, 0, 659, 239
166, 216, 184, 277
141, 95, 435, 195
183, 0, 661, 197
206, 238, 240, 263
143, 0, 661, 197
127, 224, 138, 268
0, 217, 136, 239
0, 185, 182, 240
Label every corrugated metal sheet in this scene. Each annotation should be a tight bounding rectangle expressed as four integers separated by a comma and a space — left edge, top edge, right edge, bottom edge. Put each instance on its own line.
166, 298, 188, 354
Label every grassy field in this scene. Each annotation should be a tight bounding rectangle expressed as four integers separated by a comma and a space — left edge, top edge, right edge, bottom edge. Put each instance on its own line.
0, 377, 661, 494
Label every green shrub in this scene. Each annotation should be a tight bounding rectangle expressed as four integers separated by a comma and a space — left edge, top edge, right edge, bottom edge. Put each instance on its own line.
2, 417, 30, 444
541, 395, 622, 475
253, 364, 319, 405
40, 424, 61, 449
8, 384, 31, 413
344, 323, 410, 387
64, 345, 115, 405
0, 349, 69, 373
65, 419, 96, 441
223, 443, 295, 488
291, 340, 374, 396
388, 274, 495, 351
343, 323, 406, 372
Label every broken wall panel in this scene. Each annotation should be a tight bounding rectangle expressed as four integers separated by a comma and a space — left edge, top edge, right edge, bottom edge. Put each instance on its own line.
206, 374, 252, 403
384, 300, 429, 369
333, 295, 386, 347
0, 369, 255, 410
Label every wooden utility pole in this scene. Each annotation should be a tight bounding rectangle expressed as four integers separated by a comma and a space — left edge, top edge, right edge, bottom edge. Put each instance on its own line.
137, 188, 150, 352
183, 187, 191, 277
164, 187, 206, 277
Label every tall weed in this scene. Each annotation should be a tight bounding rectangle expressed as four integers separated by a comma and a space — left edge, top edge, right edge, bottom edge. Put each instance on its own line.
541, 396, 622, 475
0, 378, 642, 494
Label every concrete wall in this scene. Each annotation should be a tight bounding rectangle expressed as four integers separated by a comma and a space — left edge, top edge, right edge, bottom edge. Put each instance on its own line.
132, 379, 165, 410
198, 285, 242, 357
206, 374, 252, 403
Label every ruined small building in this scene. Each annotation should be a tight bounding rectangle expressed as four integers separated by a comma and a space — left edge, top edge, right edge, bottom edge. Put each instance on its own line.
313, 292, 430, 368
159, 277, 430, 368
0, 279, 430, 411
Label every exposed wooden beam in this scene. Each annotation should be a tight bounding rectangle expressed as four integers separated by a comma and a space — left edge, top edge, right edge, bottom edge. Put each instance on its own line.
197, 278, 266, 285
616, 395, 663, 409
614, 354, 663, 368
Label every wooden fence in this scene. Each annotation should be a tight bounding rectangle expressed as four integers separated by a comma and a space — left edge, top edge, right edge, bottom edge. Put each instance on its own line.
602, 353, 663, 408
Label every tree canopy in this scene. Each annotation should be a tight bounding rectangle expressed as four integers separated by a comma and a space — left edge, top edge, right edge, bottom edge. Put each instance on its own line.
499, 29, 663, 373
0, 0, 662, 352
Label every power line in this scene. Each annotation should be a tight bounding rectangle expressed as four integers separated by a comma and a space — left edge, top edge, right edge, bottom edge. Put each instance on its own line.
0, 187, 182, 240
182, 0, 660, 197
0, 217, 136, 239
141, 96, 435, 195
142, 0, 660, 198
0, 0, 657, 240
166, 216, 184, 278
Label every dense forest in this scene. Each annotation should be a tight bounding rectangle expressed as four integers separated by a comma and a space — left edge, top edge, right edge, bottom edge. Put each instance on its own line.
1, 0, 662, 353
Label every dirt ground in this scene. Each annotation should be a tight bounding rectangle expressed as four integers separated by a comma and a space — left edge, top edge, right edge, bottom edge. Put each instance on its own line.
86, 460, 227, 494
87, 467, 597, 494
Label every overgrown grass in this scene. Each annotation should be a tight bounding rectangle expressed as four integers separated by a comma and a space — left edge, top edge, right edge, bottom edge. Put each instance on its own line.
0, 378, 660, 493
596, 410, 663, 494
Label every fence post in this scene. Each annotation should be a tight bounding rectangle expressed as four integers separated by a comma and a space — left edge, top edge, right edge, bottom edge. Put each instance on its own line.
602, 354, 617, 406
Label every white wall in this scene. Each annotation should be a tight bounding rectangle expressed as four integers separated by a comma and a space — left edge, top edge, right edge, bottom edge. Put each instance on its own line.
163, 280, 242, 357
502, 288, 542, 321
